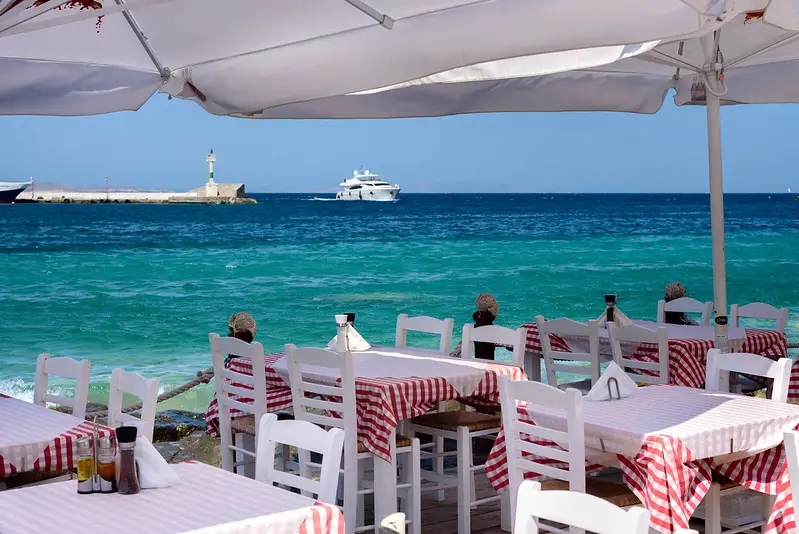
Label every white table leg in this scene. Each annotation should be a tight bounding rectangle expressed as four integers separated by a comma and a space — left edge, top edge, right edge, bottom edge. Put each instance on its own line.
524, 350, 542, 383
373, 428, 398, 533
500, 488, 512, 532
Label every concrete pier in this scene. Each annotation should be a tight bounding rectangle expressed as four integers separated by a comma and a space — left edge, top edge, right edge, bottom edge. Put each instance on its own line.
16, 183, 256, 204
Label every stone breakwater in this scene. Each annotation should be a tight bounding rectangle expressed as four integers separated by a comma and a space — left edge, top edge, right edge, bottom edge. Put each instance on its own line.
16, 182, 256, 204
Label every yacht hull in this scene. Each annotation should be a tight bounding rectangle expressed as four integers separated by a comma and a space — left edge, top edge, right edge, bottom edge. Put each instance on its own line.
336, 187, 399, 201
0, 182, 31, 203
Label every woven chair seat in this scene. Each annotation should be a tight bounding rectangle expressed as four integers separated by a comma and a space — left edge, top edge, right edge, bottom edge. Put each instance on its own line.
411, 411, 501, 432
358, 434, 413, 454
230, 412, 294, 435
540, 478, 641, 508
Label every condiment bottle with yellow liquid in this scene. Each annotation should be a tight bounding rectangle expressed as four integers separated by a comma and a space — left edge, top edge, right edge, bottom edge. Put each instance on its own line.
76, 436, 94, 494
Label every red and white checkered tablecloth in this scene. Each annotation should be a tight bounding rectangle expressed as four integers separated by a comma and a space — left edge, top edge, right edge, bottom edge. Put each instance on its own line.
485, 386, 799, 533
523, 322, 788, 392
205, 348, 527, 463
0, 395, 114, 480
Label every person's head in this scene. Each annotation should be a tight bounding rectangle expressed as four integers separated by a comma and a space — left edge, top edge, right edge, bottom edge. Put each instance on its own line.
474, 293, 499, 324
228, 312, 256, 343
664, 282, 687, 303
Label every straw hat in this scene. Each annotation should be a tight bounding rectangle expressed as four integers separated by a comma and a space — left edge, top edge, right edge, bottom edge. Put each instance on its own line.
664, 282, 687, 302
475, 293, 499, 317
229, 312, 257, 338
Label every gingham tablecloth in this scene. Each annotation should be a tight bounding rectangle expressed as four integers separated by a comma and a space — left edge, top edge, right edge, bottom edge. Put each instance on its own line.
205, 347, 527, 462
0, 461, 344, 534
523, 322, 788, 392
0, 395, 113, 479
485, 386, 799, 533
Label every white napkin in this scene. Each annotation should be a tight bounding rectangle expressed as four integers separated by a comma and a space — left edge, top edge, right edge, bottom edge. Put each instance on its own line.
585, 362, 638, 401
327, 324, 371, 352
596, 307, 633, 327
134, 436, 179, 489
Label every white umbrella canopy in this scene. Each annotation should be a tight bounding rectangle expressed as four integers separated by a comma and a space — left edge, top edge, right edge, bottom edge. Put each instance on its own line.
0, 0, 791, 117
240, 8, 799, 350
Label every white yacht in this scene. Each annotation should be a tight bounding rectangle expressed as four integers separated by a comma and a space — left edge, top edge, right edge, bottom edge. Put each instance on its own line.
336, 168, 400, 201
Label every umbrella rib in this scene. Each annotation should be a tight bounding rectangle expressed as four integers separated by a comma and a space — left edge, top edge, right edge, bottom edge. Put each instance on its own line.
725, 31, 799, 69
342, 0, 394, 29
639, 49, 701, 72
113, 0, 169, 78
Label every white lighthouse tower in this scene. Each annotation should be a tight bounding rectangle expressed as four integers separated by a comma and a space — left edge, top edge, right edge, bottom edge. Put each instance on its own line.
205, 148, 219, 197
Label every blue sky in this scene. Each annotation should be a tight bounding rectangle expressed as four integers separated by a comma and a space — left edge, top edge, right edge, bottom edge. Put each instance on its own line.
1, 93, 797, 193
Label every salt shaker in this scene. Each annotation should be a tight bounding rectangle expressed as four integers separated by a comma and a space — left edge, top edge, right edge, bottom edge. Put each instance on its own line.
116, 426, 140, 495
335, 314, 349, 352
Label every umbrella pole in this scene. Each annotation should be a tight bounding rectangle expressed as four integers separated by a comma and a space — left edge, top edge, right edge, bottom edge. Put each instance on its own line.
705, 82, 730, 353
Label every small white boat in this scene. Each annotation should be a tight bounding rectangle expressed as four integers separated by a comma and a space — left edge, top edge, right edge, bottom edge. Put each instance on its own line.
336, 168, 400, 201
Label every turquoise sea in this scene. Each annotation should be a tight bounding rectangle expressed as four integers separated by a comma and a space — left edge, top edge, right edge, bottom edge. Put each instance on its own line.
1, 194, 797, 412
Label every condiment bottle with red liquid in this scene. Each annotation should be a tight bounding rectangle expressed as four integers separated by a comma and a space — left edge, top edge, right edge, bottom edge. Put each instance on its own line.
115, 426, 140, 495
97, 435, 117, 493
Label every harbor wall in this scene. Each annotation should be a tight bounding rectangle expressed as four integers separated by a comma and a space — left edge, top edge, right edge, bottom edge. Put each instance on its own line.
16, 183, 254, 204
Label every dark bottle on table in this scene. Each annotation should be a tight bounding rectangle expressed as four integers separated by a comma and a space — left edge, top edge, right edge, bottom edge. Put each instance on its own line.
116, 426, 140, 495
605, 294, 617, 324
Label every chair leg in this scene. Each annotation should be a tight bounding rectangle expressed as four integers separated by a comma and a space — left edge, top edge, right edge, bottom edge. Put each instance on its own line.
704, 482, 722, 534
435, 435, 445, 502
357, 457, 366, 528
409, 439, 422, 534
457, 426, 472, 534
762, 493, 777, 531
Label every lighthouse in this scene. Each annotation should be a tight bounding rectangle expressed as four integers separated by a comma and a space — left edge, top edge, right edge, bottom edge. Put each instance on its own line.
207, 149, 216, 184
205, 149, 219, 197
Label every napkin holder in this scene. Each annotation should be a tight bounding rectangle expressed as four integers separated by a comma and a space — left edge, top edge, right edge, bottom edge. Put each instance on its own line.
607, 377, 621, 400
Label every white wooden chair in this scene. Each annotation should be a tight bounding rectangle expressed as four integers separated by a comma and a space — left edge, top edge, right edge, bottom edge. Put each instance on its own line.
705, 348, 792, 402
33, 353, 91, 420
499, 376, 640, 533
395, 314, 454, 355
407, 324, 526, 534
209, 333, 268, 477
255, 413, 344, 505
535, 316, 601, 391
106, 368, 160, 442
608, 323, 670, 385
286, 344, 421, 534
513, 480, 650, 534
657, 297, 713, 326
730, 302, 789, 333
783, 431, 799, 528
702, 348, 791, 534
395, 313, 454, 497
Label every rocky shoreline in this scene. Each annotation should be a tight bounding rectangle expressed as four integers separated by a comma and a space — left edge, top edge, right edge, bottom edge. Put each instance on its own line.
151, 410, 220, 466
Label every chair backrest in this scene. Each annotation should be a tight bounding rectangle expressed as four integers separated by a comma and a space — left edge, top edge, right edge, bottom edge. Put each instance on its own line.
730, 302, 789, 333
783, 430, 799, 525
499, 376, 585, 530
209, 333, 268, 470
607, 323, 670, 385
705, 348, 792, 402
33, 353, 91, 420
462, 324, 526, 368
395, 313, 455, 355
535, 316, 600, 387
513, 480, 650, 534
107, 368, 160, 442
285, 344, 357, 460
657, 297, 713, 325
255, 413, 344, 505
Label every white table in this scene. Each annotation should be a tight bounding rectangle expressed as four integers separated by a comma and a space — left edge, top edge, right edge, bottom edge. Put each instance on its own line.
0, 396, 113, 478
529, 385, 799, 459
0, 462, 343, 534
